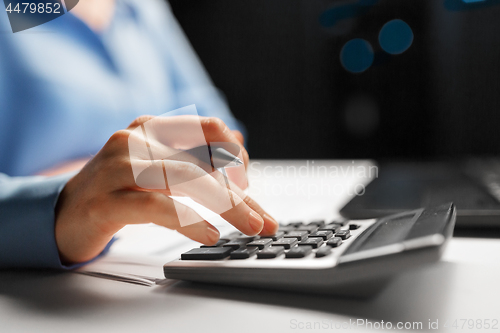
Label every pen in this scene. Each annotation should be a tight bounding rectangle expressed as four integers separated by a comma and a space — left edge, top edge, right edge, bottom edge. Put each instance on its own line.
175, 144, 243, 169
184, 144, 242, 207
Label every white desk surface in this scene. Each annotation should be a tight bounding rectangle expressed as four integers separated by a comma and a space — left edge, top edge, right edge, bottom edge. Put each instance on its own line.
1, 160, 499, 333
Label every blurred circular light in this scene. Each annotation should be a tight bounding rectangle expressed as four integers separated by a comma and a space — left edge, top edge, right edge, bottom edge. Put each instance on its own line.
340, 39, 374, 73
378, 19, 414, 55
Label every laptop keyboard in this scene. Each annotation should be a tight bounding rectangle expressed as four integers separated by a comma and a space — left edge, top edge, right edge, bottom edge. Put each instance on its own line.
180, 220, 360, 261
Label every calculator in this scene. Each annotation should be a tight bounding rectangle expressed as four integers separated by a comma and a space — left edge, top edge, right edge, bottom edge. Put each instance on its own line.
164, 203, 456, 298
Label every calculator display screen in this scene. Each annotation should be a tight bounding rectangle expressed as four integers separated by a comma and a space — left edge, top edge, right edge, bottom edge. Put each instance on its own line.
350, 213, 417, 252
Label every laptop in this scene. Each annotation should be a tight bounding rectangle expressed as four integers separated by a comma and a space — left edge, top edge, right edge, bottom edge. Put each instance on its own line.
340, 159, 500, 227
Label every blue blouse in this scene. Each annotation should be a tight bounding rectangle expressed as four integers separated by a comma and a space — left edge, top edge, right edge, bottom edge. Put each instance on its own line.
0, 0, 242, 176
0, 0, 242, 268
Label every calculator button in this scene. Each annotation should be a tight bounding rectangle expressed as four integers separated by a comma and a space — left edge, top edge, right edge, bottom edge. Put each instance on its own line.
330, 220, 347, 226
296, 225, 319, 233
247, 238, 272, 249
309, 230, 333, 240
315, 246, 332, 258
284, 231, 308, 240
308, 220, 326, 227
223, 240, 249, 250
286, 246, 312, 258
181, 247, 232, 260
278, 225, 296, 232
236, 235, 260, 242
268, 231, 285, 241
289, 222, 304, 227
298, 237, 324, 248
257, 247, 284, 259
200, 240, 228, 248
335, 230, 351, 240
319, 224, 341, 233
272, 238, 298, 249
349, 224, 361, 230
230, 247, 258, 259
220, 232, 241, 241
326, 237, 343, 247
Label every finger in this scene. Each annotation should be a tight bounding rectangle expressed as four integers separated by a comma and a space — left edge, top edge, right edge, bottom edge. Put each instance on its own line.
111, 159, 265, 237
222, 175, 277, 235
126, 115, 249, 169
118, 117, 248, 190
110, 191, 219, 245
200, 117, 249, 169
176, 221, 220, 246
243, 196, 279, 236
232, 130, 245, 145
161, 160, 264, 236
106, 191, 198, 230
126, 123, 221, 184
126, 160, 258, 236
126, 115, 156, 129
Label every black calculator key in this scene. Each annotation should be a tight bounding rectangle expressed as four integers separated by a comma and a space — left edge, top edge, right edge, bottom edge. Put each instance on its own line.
296, 225, 319, 233
268, 231, 285, 241
272, 238, 298, 249
230, 247, 258, 259
181, 247, 232, 260
286, 246, 312, 258
319, 224, 341, 233
308, 220, 326, 227
349, 224, 361, 230
278, 225, 296, 232
330, 220, 347, 226
223, 240, 249, 250
247, 238, 272, 249
326, 237, 343, 247
336, 230, 351, 240
315, 246, 332, 258
220, 232, 241, 241
257, 246, 284, 259
309, 230, 333, 240
298, 237, 324, 248
200, 239, 228, 248
289, 222, 304, 227
236, 235, 260, 242
284, 231, 308, 240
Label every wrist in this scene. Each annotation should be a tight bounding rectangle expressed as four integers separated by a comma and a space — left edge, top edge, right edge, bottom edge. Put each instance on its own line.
54, 176, 118, 264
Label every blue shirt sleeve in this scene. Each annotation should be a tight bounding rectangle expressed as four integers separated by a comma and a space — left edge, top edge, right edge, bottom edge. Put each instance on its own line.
0, 173, 112, 269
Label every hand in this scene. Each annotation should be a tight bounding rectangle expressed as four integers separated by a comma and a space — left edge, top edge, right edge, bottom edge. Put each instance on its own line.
37, 158, 90, 177
54, 116, 278, 264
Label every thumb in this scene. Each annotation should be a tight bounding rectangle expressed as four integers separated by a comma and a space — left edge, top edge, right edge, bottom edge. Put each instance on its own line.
127, 115, 157, 129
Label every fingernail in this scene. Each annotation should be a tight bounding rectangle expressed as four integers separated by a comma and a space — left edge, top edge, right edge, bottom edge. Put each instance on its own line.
206, 226, 220, 244
248, 211, 264, 233
263, 214, 279, 233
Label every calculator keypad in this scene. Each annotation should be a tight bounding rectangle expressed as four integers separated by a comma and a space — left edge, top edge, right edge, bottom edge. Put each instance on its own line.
180, 220, 363, 261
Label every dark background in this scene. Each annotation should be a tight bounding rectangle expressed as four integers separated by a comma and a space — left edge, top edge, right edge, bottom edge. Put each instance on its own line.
168, 0, 500, 160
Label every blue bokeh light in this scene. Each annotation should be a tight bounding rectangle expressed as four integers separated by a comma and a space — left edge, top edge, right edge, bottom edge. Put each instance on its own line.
378, 19, 414, 55
340, 39, 374, 73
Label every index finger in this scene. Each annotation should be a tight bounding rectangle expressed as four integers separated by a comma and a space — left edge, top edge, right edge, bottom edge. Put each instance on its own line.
242, 196, 279, 236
